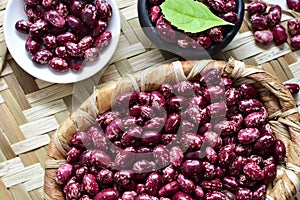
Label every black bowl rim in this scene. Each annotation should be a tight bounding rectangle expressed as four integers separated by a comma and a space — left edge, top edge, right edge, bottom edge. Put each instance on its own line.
138, 0, 245, 59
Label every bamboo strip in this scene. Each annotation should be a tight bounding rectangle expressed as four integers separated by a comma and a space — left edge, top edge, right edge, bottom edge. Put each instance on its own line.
116, 0, 136, 9
0, 41, 6, 74
284, 52, 298, 65
0, 104, 26, 143
128, 19, 153, 49
2, 163, 43, 188
25, 84, 73, 105
0, 157, 24, 178
115, 60, 134, 76
0, 179, 13, 200
11, 135, 50, 155
120, 13, 140, 45
23, 173, 44, 192
278, 57, 294, 80
0, 93, 3, 104
7, 59, 39, 94
111, 42, 146, 63
0, 61, 13, 76
270, 60, 289, 82
0, 150, 6, 162
0, 78, 7, 91
4, 73, 31, 110
9, 184, 32, 200
23, 99, 67, 122
34, 146, 49, 169
255, 43, 292, 64
19, 116, 58, 138
0, 127, 16, 160
288, 62, 300, 77
54, 110, 71, 124
29, 188, 44, 200
19, 152, 39, 167
35, 79, 54, 90
100, 64, 121, 82
121, 5, 138, 21
1, 89, 27, 125
223, 31, 254, 52
0, 0, 8, 10
261, 62, 280, 79
226, 40, 264, 60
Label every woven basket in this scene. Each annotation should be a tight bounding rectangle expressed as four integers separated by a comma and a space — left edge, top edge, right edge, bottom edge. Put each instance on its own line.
43, 58, 300, 200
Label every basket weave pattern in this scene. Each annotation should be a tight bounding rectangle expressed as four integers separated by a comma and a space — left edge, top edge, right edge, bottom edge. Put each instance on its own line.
44, 58, 300, 200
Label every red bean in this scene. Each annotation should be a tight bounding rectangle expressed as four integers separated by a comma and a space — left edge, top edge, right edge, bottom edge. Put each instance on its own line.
25, 37, 40, 55
181, 160, 202, 182
207, 27, 223, 43
263, 164, 277, 184
156, 17, 177, 43
250, 13, 268, 31
114, 170, 136, 191
214, 120, 238, 136
177, 174, 195, 194
272, 24, 287, 45
247, 1, 267, 14
32, 49, 53, 64
220, 77, 233, 90
236, 188, 252, 200
29, 19, 49, 37
219, 11, 238, 24
291, 35, 300, 49
202, 161, 216, 180
153, 145, 170, 167
70, 0, 83, 17
243, 162, 264, 181
136, 194, 159, 200
200, 179, 223, 192
284, 83, 300, 94
169, 146, 183, 167
159, 181, 180, 197
145, 172, 163, 196
94, 188, 119, 200
133, 159, 155, 174
254, 133, 276, 152
56, 163, 73, 185
229, 156, 247, 176
274, 139, 286, 162
218, 144, 236, 167
64, 181, 81, 199
95, 0, 112, 21
69, 57, 84, 72
149, 6, 161, 23
56, 2, 69, 18
45, 10, 65, 28
252, 185, 266, 200
205, 191, 226, 200
162, 166, 178, 184
90, 149, 111, 168
41, 0, 58, 9
244, 107, 268, 128
96, 169, 113, 186
15, 19, 32, 34
194, 186, 205, 199
65, 42, 83, 57
288, 18, 300, 36
267, 5, 282, 26
237, 128, 260, 144
222, 176, 239, 192
66, 15, 88, 36
94, 30, 112, 50
24, 4, 42, 22
83, 174, 99, 195
113, 148, 135, 169
181, 133, 204, 151
239, 83, 257, 99
207, 102, 227, 119
206, 147, 218, 164
254, 30, 273, 45
287, 0, 300, 12
172, 191, 193, 200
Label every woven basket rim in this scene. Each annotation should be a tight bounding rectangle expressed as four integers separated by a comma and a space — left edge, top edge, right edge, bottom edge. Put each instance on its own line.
43, 58, 300, 200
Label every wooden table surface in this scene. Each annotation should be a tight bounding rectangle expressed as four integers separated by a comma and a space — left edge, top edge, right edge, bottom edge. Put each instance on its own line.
0, 0, 300, 199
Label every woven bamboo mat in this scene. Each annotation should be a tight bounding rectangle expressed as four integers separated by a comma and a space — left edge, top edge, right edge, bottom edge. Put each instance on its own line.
0, 0, 300, 199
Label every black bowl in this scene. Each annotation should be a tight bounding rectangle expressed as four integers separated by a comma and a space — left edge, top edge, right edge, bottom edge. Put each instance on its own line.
138, 0, 245, 59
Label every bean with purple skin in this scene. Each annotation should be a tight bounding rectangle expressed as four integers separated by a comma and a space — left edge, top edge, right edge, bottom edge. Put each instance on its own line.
186, 104, 208, 125
24, 4, 42, 23
133, 159, 155, 174
95, 0, 112, 21
222, 190, 236, 200
243, 162, 264, 181
202, 161, 216, 180
41, 0, 58, 9
181, 133, 204, 151
201, 179, 223, 192
114, 170, 136, 191
45, 10, 65, 28
214, 120, 238, 136
159, 181, 180, 197
85, 48, 100, 62
83, 174, 99, 196
250, 13, 268, 31
263, 164, 277, 184
90, 149, 111, 168
66, 147, 81, 163
254, 30, 273, 45
207, 102, 227, 119
70, 0, 83, 17
96, 169, 113, 186
272, 24, 287, 45
169, 146, 183, 167
267, 5, 282, 26
149, 6, 161, 23
194, 186, 205, 199
65, 42, 83, 57
32, 49, 53, 64
25, 37, 40, 55
219, 11, 238, 24
153, 145, 170, 167
236, 188, 252, 200
207, 27, 223, 43
284, 83, 300, 94
56, 3, 69, 18
194, 36, 212, 49
136, 194, 159, 200
247, 1, 267, 14
244, 107, 268, 128
162, 165, 178, 183
288, 18, 300, 36
254, 133, 275, 152
15, 20, 32, 34
229, 156, 247, 176
94, 188, 119, 200
49, 57, 69, 72
177, 174, 195, 194
252, 185, 266, 200
237, 128, 260, 144
274, 139, 286, 162
218, 144, 236, 167
64, 181, 82, 200
287, 0, 300, 12
204, 131, 223, 149
239, 83, 257, 99
30, 19, 49, 37
238, 174, 256, 189
122, 191, 137, 200
56, 163, 73, 185
66, 15, 88, 36
113, 147, 135, 169
69, 57, 84, 72
156, 18, 177, 43
223, 176, 239, 192
145, 172, 163, 196
172, 191, 193, 200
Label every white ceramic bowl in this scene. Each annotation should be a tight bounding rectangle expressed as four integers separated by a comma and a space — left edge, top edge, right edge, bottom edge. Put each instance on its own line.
3, 0, 120, 83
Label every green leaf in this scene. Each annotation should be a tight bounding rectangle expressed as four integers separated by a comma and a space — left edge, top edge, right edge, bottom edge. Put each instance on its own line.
160, 0, 234, 33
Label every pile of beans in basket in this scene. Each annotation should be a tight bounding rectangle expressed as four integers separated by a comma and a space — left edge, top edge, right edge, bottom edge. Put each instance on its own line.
56, 69, 287, 200
15, 0, 113, 72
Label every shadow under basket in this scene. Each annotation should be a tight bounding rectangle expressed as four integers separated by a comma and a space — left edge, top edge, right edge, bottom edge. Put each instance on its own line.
44, 58, 300, 200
